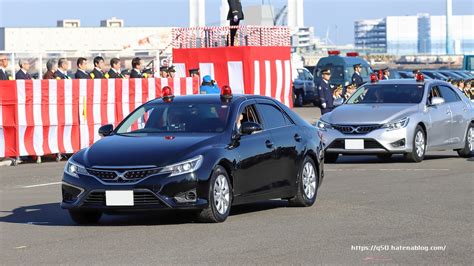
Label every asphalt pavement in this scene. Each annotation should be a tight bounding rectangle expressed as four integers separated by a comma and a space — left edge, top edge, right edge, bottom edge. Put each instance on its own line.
1, 106, 473, 265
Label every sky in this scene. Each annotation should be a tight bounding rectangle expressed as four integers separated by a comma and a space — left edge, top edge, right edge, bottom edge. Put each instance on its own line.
0, 0, 473, 44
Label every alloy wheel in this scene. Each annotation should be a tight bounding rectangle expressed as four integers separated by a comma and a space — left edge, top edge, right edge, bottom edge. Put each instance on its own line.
415, 131, 425, 158
214, 174, 230, 215
302, 162, 317, 199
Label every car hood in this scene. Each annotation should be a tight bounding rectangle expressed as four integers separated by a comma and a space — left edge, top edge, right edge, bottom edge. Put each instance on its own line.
322, 104, 419, 125
74, 133, 221, 168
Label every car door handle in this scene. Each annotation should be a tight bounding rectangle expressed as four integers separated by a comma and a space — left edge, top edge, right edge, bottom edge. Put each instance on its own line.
294, 134, 302, 142
265, 140, 274, 148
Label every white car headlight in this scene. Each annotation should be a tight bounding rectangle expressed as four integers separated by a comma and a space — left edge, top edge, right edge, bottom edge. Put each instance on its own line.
162, 155, 203, 177
316, 120, 333, 131
65, 160, 87, 178
383, 117, 410, 131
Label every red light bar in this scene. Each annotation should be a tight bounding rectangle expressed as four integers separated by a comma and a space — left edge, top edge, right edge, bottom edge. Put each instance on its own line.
161, 86, 174, 102
220, 85, 233, 99
415, 73, 424, 82
370, 73, 378, 83
328, 50, 340, 56
346, 52, 359, 57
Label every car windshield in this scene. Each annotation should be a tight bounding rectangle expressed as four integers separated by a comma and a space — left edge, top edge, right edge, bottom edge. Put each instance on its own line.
346, 84, 425, 104
116, 103, 229, 134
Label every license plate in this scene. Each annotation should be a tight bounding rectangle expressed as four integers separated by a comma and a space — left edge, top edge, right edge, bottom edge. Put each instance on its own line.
345, 139, 364, 150
105, 191, 134, 206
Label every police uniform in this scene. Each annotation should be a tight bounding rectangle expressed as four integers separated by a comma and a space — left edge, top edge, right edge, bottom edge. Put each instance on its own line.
227, 0, 244, 46
75, 69, 90, 79
91, 68, 104, 79
382, 68, 390, 80
0, 68, 12, 80
318, 69, 334, 115
107, 68, 123, 79
130, 69, 143, 79
351, 64, 364, 87
55, 70, 70, 79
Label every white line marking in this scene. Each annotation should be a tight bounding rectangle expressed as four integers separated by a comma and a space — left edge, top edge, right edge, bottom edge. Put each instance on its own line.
21, 182, 62, 188
14, 246, 27, 249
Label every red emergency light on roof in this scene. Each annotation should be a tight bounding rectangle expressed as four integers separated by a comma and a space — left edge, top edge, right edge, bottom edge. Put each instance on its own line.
415, 73, 424, 82
328, 50, 341, 56
370, 73, 378, 83
161, 86, 174, 102
220, 85, 233, 100
346, 52, 359, 57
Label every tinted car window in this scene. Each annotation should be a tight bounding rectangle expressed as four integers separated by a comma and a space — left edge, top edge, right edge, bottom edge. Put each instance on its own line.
439, 86, 461, 103
116, 103, 229, 134
347, 84, 424, 104
257, 103, 287, 129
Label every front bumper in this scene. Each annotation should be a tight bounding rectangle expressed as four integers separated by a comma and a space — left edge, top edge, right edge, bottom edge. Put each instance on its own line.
322, 126, 413, 154
61, 169, 209, 212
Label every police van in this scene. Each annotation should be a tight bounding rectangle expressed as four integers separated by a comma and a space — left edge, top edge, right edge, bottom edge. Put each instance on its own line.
313, 51, 372, 87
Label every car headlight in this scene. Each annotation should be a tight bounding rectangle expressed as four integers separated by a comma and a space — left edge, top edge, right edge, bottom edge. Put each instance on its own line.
382, 117, 410, 131
316, 120, 333, 131
64, 160, 87, 178
162, 155, 203, 177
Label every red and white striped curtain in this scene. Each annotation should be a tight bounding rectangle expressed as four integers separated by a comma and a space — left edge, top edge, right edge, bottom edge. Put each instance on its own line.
0, 78, 200, 157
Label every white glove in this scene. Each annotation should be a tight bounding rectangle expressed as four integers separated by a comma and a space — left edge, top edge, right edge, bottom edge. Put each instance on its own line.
321, 103, 327, 109
233, 15, 239, 22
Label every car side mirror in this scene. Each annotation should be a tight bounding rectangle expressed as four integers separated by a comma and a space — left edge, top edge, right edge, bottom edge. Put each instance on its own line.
430, 97, 445, 106
333, 97, 345, 107
240, 122, 263, 135
98, 124, 114, 137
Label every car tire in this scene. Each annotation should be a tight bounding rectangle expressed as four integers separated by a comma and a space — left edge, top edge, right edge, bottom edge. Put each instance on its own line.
289, 157, 318, 207
294, 92, 303, 107
198, 166, 232, 223
377, 154, 393, 161
68, 209, 102, 224
405, 125, 426, 163
324, 153, 339, 163
457, 123, 473, 158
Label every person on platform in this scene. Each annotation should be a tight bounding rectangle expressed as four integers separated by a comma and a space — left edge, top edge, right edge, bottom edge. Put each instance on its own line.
0, 53, 12, 80
130, 57, 143, 78
382, 68, 390, 80
318, 68, 334, 115
91, 56, 105, 79
15, 59, 32, 80
227, 0, 244, 46
351, 64, 364, 87
160, 66, 169, 78
75, 57, 90, 79
168, 66, 176, 78
107, 58, 123, 79
189, 68, 200, 79
200, 75, 220, 94
43, 59, 58, 79
55, 58, 70, 79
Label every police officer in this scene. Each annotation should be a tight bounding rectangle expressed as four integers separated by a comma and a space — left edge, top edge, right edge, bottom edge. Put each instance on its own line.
351, 64, 364, 87
168, 66, 176, 78
55, 58, 71, 79
200, 75, 220, 94
318, 68, 334, 114
160, 66, 169, 78
74, 57, 90, 79
130, 57, 143, 78
91, 56, 105, 79
107, 58, 124, 78
227, 0, 244, 46
15, 59, 32, 80
382, 68, 390, 80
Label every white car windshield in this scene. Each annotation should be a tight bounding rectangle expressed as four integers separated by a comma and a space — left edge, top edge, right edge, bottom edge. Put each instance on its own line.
347, 84, 424, 104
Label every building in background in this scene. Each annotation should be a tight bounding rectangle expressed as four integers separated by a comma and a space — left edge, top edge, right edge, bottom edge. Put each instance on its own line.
354, 15, 474, 55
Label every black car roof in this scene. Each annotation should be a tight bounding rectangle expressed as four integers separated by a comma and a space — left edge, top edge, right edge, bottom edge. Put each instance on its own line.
148, 94, 274, 105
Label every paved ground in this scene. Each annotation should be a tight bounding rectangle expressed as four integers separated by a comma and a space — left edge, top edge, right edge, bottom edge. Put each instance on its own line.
1, 107, 473, 264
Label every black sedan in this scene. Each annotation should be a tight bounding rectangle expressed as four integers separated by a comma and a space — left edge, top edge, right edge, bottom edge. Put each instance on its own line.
61, 89, 325, 223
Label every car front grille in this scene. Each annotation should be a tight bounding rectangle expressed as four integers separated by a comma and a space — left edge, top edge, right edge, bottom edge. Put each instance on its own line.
83, 191, 161, 206
332, 124, 381, 135
86, 168, 161, 184
328, 139, 386, 150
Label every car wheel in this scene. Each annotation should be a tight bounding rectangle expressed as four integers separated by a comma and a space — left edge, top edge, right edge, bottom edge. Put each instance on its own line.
324, 152, 339, 163
289, 157, 318, 207
68, 209, 102, 224
405, 125, 426, 163
457, 123, 473, 158
198, 166, 232, 223
377, 154, 393, 161
294, 92, 303, 107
